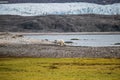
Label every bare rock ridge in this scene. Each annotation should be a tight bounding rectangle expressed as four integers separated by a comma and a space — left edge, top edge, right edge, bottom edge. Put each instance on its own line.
0, 15, 120, 32
8, 0, 120, 4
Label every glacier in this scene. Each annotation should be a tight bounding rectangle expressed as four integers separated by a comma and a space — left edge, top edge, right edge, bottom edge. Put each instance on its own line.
0, 2, 120, 16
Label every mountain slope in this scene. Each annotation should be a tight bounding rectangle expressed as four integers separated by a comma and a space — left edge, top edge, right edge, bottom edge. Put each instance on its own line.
0, 15, 120, 32
9, 0, 120, 5
0, 3, 120, 16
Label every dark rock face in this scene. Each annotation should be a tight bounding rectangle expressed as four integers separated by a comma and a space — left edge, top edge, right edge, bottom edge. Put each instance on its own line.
9, 0, 120, 4
0, 14, 120, 32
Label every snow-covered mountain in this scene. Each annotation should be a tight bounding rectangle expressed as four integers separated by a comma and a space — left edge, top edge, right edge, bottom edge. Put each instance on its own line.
0, 3, 120, 16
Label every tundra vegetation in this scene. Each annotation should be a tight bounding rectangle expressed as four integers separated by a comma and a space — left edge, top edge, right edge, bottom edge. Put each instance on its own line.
0, 58, 120, 80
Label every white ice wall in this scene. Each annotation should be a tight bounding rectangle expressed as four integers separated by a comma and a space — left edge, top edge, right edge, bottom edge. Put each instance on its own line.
0, 3, 120, 16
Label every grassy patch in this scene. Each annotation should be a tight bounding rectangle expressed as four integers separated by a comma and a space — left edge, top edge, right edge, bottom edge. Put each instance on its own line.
0, 58, 120, 80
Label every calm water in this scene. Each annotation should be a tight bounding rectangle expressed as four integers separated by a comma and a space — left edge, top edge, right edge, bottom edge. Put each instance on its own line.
25, 35, 120, 47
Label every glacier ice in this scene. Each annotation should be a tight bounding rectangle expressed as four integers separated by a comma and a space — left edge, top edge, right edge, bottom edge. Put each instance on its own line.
0, 2, 120, 16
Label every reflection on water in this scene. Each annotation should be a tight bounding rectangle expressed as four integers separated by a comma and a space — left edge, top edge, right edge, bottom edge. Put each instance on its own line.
25, 35, 120, 47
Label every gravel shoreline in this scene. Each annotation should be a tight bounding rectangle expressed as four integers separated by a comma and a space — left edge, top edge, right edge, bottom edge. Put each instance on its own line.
0, 44, 120, 58
0, 32, 120, 58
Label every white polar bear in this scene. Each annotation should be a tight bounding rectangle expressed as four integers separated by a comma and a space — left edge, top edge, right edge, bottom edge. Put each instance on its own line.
54, 39, 65, 46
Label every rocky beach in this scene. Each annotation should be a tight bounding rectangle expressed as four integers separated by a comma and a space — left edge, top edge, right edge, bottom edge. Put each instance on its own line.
0, 32, 120, 58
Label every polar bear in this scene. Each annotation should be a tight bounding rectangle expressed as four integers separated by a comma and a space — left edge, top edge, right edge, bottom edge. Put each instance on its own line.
54, 39, 65, 46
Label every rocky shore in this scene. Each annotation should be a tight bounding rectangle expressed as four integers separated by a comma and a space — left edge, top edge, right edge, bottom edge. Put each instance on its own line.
0, 32, 53, 44
0, 44, 120, 58
0, 32, 120, 58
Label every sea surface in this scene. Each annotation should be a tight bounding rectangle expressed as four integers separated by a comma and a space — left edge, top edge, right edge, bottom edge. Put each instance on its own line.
25, 34, 120, 47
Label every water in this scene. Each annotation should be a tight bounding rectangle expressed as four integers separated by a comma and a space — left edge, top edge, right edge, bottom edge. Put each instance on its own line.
25, 35, 120, 47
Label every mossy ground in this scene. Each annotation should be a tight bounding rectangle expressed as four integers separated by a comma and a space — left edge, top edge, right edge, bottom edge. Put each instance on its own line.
0, 58, 120, 80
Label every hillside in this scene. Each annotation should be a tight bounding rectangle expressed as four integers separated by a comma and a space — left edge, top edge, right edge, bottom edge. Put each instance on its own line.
9, 0, 120, 4
0, 3, 120, 16
0, 14, 120, 32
